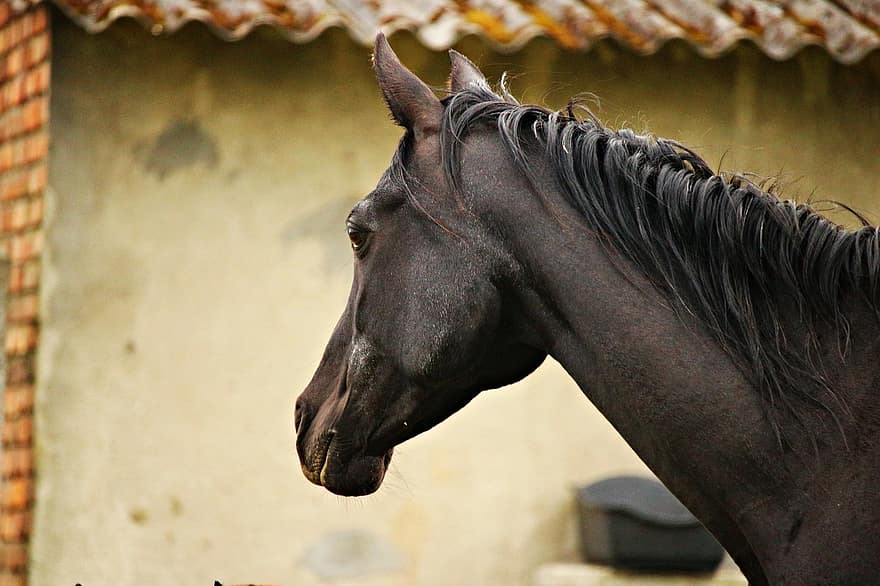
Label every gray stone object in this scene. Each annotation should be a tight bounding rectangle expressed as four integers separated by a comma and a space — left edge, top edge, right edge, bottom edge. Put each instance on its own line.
576, 476, 725, 572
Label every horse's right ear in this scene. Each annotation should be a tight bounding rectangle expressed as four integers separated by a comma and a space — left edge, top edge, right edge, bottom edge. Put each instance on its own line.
448, 50, 487, 93
373, 33, 442, 134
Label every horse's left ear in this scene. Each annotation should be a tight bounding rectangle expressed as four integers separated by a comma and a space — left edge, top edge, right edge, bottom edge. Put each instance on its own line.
448, 50, 487, 93
373, 32, 442, 134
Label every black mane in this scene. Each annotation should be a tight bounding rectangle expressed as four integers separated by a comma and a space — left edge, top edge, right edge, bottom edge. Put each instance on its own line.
439, 83, 880, 430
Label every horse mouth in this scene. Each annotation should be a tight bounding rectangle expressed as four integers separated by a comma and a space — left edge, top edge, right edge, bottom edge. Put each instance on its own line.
301, 431, 335, 486
302, 430, 393, 497
317, 432, 335, 486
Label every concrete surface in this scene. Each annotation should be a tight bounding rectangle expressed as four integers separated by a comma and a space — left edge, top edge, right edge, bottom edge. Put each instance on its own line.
33, 13, 879, 586
532, 563, 746, 586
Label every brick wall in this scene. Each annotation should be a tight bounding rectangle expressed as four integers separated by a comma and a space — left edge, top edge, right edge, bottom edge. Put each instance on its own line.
0, 3, 49, 585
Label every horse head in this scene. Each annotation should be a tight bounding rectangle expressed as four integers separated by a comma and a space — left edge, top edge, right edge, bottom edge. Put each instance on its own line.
294, 34, 547, 496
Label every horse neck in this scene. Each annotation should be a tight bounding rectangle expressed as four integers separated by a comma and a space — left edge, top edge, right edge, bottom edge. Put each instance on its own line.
805, 293, 880, 429
503, 186, 779, 459
490, 168, 879, 580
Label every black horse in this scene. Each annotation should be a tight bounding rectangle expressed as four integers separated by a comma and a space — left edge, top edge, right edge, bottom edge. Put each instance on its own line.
296, 34, 880, 584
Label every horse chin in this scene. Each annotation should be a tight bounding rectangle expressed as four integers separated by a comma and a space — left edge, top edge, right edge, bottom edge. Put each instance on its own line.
320, 450, 393, 497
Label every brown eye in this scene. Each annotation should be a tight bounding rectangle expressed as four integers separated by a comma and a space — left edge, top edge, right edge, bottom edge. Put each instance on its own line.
346, 223, 369, 252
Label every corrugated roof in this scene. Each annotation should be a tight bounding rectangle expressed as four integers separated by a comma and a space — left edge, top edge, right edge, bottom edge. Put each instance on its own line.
33, 0, 880, 63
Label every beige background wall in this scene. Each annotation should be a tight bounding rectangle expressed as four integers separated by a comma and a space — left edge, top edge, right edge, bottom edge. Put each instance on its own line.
32, 15, 879, 586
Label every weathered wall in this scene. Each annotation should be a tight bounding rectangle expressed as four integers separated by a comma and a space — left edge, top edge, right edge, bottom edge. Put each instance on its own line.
33, 13, 879, 586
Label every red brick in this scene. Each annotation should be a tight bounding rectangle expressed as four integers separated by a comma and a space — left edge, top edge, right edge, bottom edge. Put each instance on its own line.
4, 323, 38, 355
22, 62, 48, 98
0, 109, 23, 141
2, 205, 17, 232
3, 27, 18, 60
26, 197, 41, 226
10, 19, 23, 49
0, 573, 27, 586
20, 14, 34, 39
27, 165, 45, 194
5, 448, 32, 479
5, 357, 34, 386
3, 386, 34, 419
0, 172, 27, 202
5, 266, 19, 293
3, 76, 24, 109
0, 145, 10, 173
1, 478, 31, 510
6, 294, 38, 322
7, 261, 39, 294
11, 202, 28, 231
0, 542, 28, 572
21, 98, 46, 132
1, 208, 10, 232
0, 510, 31, 541
33, 61, 49, 93
10, 141, 23, 168
0, 198, 40, 233
1, 417, 31, 447
32, 8, 47, 34
11, 110, 25, 140
22, 72, 35, 99
3, 145, 16, 172
4, 48, 23, 79
25, 34, 47, 67
0, 4, 10, 30
5, 232, 42, 263
23, 261, 39, 290
23, 133, 47, 163
1, 448, 31, 479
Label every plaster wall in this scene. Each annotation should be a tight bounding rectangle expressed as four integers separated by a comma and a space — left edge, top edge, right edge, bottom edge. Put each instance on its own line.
32, 15, 880, 586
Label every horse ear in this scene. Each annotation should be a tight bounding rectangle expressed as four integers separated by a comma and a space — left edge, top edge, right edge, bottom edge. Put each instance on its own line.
448, 50, 487, 93
373, 32, 442, 133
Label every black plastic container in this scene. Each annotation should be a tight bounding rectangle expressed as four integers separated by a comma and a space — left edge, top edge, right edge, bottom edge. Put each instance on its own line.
575, 476, 725, 572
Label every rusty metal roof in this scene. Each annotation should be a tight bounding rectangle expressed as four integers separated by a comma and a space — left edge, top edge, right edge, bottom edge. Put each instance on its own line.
36, 0, 880, 63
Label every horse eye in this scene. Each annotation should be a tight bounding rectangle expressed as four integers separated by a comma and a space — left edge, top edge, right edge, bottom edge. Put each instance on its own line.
346, 223, 369, 252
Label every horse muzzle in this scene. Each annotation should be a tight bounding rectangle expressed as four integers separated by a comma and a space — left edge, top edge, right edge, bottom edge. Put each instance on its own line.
297, 427, 393, 497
